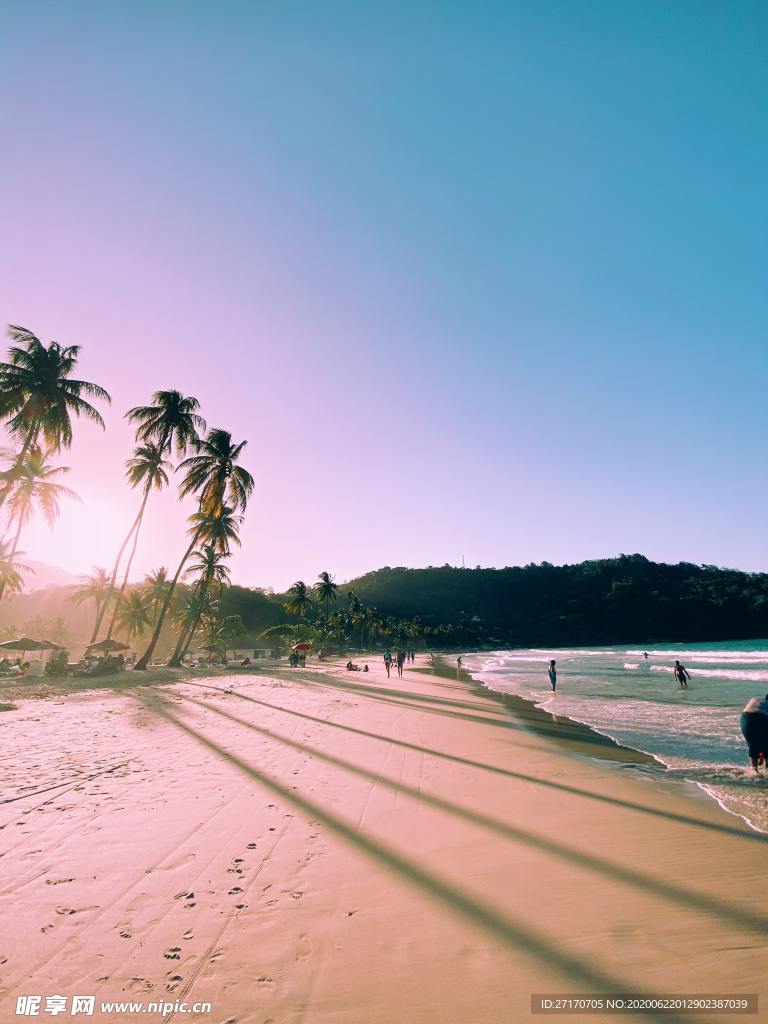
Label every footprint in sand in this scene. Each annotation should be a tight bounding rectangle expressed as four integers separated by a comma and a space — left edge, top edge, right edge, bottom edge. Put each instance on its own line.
234, 903, 248, 910
45, 878, 74, 886
126, 978, 153, 994
164, 948, 181, 960
290, 891, 303, 900
119, 929, 132, 939
182, 930, 193, 941
246, 843, 257, 849
228, 887, 243, 895
184, 902, 196, 909
55, 907, 76, 916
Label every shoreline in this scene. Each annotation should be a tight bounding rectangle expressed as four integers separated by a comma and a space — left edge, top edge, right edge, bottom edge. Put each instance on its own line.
457, 656, 768, 836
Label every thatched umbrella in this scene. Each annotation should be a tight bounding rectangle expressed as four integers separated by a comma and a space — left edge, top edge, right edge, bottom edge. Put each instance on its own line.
84, 638, 129, 654
0, 637, 61, 652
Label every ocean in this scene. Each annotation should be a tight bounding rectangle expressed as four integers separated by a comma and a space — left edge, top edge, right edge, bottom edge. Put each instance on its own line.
463, 640, 768, 833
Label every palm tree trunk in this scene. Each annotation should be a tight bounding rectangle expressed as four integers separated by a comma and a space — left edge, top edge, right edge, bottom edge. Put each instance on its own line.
105, 486, 152, 639
168, 580, 208, 667
89, 598, 105, 645
180, 618, 201, 661
134, 531, 200, 670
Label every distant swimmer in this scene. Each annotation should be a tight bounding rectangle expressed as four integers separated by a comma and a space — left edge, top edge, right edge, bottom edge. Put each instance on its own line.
740, 697, 768, 772
548, 659, 557, 691
643, 652, 649, 660
673, 660, 690, 688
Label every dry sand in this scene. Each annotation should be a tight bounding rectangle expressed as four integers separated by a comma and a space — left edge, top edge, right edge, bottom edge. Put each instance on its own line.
1, 656, 766, 1024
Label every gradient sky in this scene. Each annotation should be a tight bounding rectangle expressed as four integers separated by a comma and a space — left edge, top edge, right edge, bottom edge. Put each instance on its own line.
1, 0, 766, 590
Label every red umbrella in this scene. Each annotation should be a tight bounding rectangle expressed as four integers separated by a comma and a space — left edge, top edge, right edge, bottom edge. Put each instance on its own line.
291, 642, 312, 652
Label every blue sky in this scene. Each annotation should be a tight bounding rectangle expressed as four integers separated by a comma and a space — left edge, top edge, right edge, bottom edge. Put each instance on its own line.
0, 0, 766, 588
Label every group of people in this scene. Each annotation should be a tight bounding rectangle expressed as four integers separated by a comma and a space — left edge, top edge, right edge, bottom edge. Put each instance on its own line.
346, 660, 369, 672
383, 649, 415, 678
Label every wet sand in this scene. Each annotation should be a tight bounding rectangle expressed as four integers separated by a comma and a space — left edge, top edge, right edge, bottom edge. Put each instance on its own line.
1, 656, 766, 1023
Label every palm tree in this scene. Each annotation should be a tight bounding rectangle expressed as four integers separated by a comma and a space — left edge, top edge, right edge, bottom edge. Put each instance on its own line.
99, 392, 205, 638
284, 580, 312, 620
0, 326, 110, 503
100, 443, 171, 640
0, 541, 31, 599
133, 429, 253, 671
0, 448, 79, 601
69, 567, 111, 644
116, 590, 152, 643
314, 571, 338, 612
177, 428, 253, 516
142, 567, 171, 625
134, 501, 245, 670
168, 545, 231, 666
126, 391, 206, 457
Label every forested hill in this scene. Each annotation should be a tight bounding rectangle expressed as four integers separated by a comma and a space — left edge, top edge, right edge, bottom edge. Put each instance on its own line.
334, 555, 768, 647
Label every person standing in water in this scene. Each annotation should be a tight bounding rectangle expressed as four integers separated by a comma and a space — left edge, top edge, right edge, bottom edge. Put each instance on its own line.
548, 659, 557, 691
740, 697, 768, 773
456, 656, 463, 672
673, 660, 690, 688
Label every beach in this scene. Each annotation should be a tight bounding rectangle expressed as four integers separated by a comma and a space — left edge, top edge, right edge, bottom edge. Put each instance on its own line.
1, 656, 766, 1024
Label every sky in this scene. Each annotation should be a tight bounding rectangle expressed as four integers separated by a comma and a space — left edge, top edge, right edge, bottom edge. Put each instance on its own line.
0, 0, 766, 591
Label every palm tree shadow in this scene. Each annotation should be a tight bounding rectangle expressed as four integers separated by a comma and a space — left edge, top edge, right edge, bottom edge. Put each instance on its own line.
179, 690, 768, 937
137, 690, 698, 1023
176, 679, 767, 845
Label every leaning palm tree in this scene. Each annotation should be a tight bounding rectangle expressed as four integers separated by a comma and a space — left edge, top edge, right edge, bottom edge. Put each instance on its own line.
99, 392, 205, 638
313, 571, 338, 611
167, 545, 231, 666
133, 429, 252, 671
134, 500, 245, 670
100, 443, 171, 640
69, 567, 112, 644
0, 326, 110, 504
116, 590, 152, 643
284, 580, 312, 620
0, 448, 80, 601
142, 567, 170, 625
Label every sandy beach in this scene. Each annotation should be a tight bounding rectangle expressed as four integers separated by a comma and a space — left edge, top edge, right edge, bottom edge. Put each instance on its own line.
1, 656, 766, 1024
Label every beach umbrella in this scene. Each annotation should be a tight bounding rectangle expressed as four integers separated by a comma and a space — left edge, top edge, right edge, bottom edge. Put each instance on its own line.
85, 638, 129, 654
291, 642, 312, 652
0, 637, 62, 652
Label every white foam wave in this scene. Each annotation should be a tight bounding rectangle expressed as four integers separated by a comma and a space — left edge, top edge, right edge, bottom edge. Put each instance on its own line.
626, 648, 768, 663
648, 665, 768, 681
624, 663, 640, 670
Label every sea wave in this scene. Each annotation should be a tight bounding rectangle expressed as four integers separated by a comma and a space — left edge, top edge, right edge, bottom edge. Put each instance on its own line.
648, 665, 768, 682
626, 648, 768, 663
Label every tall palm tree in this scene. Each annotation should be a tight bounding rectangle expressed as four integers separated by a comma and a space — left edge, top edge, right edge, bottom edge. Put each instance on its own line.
134, 499, 245, 670
99, 392, 205, 638
0, 326, 110, 503
284, 580, 312, 620
0, 448, 79, 600
142, 567, 170, 625
313, 571, 338, 611
168, 546, 231, 666
133, 429, 252, 670
69, 567, 111, 644
100, 443, 171, 640
116, 590, 152, 643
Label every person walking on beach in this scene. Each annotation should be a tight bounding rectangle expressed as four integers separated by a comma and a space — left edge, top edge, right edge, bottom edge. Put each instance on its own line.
396, 650, 406, 677
673, 660, 690, 689
456, 656, 463, 672
384, 650, 392, 678
548, 659, 557, 691
740, 697, 768, 772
